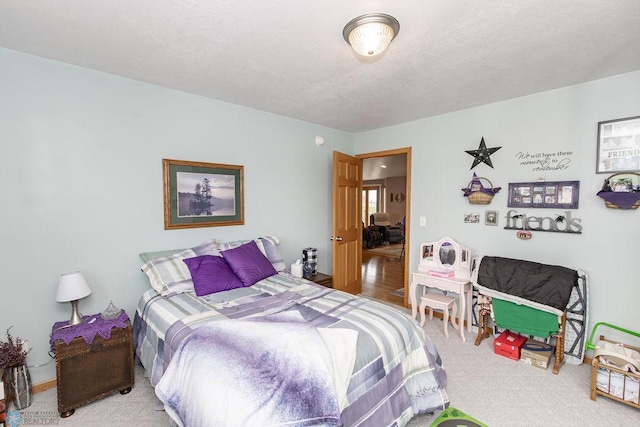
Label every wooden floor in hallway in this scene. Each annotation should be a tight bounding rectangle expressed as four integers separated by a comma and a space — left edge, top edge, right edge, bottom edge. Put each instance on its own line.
361, 249, 405, 307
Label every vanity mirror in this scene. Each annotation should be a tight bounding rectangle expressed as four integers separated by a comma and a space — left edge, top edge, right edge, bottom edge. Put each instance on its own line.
439, 242, 456, 266
418, 237, 471, 280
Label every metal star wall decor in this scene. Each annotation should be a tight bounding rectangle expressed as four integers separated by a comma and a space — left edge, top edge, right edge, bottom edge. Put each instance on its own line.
465, 137, 502, 169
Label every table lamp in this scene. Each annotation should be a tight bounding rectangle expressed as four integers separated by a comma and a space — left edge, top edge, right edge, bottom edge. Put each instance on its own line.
56, 272, 92, 325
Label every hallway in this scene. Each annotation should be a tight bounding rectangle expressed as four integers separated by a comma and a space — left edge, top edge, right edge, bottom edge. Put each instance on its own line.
361, 249, 405, 307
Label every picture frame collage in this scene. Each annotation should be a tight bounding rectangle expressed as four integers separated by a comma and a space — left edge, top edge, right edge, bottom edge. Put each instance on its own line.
507, 181, 580, 209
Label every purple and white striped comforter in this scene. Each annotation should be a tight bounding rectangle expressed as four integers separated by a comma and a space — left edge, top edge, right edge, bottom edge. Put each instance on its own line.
133, 273, 449, 426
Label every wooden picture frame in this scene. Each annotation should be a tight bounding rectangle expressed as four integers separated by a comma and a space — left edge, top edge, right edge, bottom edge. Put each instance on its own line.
507, 180, 580, 209
464, 213, 480, 223
596, 115, 640, 174
163, 159, 244, 229
485, 210, 498, 226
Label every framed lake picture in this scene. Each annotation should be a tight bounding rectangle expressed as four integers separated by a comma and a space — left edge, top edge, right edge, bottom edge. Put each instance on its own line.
163, 159, 244, 229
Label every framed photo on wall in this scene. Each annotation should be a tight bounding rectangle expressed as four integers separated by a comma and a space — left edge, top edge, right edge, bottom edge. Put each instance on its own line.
464, 213, 480, 223
596, 115, 640, 173
485, 210, 498, 226
163, 159, 244, 229
507, 181, 580, 209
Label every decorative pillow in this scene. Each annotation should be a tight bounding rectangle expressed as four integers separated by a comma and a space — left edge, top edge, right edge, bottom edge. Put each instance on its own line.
221, 241, 277, 286
190, 239, 221, 256
183, 255, 244, 296
219, 239, 266, 253
219, 237, 285, 272
139, 239, 219, 263
139, 248, 184, 264
141, 249, 196, 296
257, 236, 286, 272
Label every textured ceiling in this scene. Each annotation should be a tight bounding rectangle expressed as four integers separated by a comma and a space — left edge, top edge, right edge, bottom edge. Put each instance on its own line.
363, 155, 407, 181
1, 1, 639, 133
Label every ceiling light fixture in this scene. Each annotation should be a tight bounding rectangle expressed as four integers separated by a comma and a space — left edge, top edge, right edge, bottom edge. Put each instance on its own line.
343, 13, 400, 57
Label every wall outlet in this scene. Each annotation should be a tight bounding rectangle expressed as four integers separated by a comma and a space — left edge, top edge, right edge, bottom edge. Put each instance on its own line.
419, 216, 426, 226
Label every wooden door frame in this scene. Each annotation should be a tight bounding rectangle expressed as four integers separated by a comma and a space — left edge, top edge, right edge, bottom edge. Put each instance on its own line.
356, 147, 411, 308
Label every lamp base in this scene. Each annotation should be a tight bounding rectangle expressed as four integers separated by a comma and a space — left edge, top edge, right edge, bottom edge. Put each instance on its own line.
68, 300, 84, 326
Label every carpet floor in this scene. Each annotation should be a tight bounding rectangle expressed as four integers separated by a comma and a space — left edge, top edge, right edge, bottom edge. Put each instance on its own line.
11, 304, 640, 426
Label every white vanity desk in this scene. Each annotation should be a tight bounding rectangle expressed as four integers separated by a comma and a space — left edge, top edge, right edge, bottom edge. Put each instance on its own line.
410, 237, 472, 342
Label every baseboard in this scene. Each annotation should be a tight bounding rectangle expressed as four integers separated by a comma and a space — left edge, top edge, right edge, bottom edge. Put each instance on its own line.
32, 378, 56, 394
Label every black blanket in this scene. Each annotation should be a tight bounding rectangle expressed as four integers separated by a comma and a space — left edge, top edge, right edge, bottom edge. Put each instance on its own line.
476, 256, 577, 311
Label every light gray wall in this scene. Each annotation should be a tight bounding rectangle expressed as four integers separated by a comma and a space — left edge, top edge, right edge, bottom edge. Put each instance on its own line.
3, 45, 639, 384
0, 48, 353, 383
354, 70, 640, 347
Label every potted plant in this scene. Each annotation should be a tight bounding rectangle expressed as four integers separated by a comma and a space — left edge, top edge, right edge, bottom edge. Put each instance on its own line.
0, 328, 31, 409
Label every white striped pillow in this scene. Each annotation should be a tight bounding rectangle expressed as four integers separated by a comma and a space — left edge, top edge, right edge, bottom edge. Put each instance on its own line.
141, 249, 196, 296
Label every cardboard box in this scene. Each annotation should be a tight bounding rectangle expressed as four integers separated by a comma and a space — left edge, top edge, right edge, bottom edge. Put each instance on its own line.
521, 338, 554, 370
494, 331, 527, 360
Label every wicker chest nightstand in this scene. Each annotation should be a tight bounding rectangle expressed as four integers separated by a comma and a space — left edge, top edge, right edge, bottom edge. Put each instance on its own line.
50, 312, 134, 417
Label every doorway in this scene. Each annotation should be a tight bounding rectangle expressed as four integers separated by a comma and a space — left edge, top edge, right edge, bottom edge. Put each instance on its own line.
357, 148, 411, 308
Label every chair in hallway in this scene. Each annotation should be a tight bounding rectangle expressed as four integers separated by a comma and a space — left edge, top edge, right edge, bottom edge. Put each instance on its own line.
387, 216, 406, 262
370, 212, 403, 244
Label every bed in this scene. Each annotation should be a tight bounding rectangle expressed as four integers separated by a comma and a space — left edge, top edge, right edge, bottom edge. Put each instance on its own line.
133, 237, 449, 427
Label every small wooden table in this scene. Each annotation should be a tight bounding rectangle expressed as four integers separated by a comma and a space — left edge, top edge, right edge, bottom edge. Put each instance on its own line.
307, 272, 333, 288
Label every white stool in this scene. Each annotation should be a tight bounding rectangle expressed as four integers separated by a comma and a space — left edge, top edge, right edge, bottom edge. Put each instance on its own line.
419, 293, 459, 338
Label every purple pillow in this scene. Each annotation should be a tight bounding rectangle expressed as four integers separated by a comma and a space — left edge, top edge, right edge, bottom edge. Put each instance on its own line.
183, 255, 244, 296
222, 240, 277, 286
